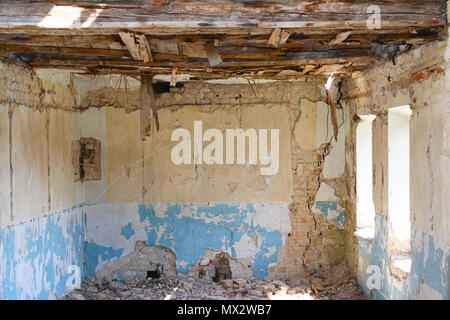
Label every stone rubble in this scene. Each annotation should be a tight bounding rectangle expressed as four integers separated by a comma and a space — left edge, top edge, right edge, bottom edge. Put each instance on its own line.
62, 262, 365, 300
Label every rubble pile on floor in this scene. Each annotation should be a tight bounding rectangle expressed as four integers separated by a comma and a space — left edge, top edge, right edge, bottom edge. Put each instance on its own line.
63, 262, 365, 300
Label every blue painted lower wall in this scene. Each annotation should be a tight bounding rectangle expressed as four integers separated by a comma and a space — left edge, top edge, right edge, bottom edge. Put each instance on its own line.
0, 206, 85, 300
0, 202, 293, 299
409, 229, 450, 299
2, 201, 446, 300
356, 212, 449, 300
84, 202, 292, 280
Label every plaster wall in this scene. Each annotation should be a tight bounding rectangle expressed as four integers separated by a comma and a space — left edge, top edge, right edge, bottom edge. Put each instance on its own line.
76, 80, 350, 281
343, 29, 450, 299
0, 62, 84, 299
0, 58, 350, 298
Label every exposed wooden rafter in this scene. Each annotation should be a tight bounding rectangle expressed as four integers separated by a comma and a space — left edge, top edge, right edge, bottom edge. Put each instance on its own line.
0, 0, 445, 80
0, 1, 445, 31
119, 32, 153, 62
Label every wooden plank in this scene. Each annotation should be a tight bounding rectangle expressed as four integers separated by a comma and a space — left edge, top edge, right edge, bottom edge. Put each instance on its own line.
30, 55, 378, 69
302, 64, 316, 74
19, 45, 372, 64
329, 31, 352, 45
0, 44, 129, 57
323, 64, 345, 74
0, 0, 445, 31
268, 28, 282, 47
136, 34, 153, 63
314, 65, 332, 75
119, 32, 141, 60
278, 29, 291, 46
140, 73, 158, 140
170, 67, 177, 87
330, 101, 339, 142
205, 42, 223, 67
181, 42, 207, 58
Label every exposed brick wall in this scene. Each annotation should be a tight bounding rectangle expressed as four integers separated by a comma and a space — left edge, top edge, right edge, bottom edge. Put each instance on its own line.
271, 129, 347, 280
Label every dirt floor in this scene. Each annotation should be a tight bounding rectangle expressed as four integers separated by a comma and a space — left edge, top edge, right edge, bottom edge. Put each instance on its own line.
63, 262, 365, 300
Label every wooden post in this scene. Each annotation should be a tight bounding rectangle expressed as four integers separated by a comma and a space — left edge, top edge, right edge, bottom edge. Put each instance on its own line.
140, 73, 158, 140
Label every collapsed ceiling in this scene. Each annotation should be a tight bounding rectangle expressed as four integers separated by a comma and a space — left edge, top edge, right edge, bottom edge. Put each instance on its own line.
0, 0, 447, 81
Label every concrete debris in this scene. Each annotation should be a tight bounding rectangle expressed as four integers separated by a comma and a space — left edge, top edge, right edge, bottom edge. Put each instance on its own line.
96, 241, 178, 282
287, 262, 366, 300
62, 262, 364, 300
189, 249, 254, 281
209, 252, 232, 281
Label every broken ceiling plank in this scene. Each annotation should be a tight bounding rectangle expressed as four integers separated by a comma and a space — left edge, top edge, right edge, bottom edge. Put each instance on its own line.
329, 31, 352, 45
205, 42, 223, 67
302, 64, 316, 74
267, 28, 291, 47
325, 86, 340, 143
324, 64, 345, 74
330, 101, 339, 142
140, 73, 158, 140
314, 65, 332, 75
119, 32, 142, 60
268, 28, 282, 47
274, 69, 303, 78
325, 77, 341, 142
136, 34, 153, 63
119, 32, 155, 63
279, 29, 292, 46
170, 67, 178, 87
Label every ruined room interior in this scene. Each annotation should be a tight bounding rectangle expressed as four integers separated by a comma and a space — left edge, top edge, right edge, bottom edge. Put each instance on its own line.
0, 0, 448, 301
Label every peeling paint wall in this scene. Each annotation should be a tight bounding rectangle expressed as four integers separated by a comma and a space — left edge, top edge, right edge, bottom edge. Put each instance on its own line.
0, 206, 85, 299
343, 29, 450, 299
0, 58, 352, 297
74, 79, 351, 282
84, 203, 290, 280
0, 61, 85, 299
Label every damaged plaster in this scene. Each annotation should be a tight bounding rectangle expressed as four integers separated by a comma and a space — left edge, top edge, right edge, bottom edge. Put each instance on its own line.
344, 28, 450, 299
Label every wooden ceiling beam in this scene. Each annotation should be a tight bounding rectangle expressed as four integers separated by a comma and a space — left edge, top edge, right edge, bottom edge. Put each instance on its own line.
2, 43, 379, 61
0, 0, 444, 80
0, 26, 441, 37
0, 1, 445, 31
30, 55, 377, 69
0, 44, 130, 57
